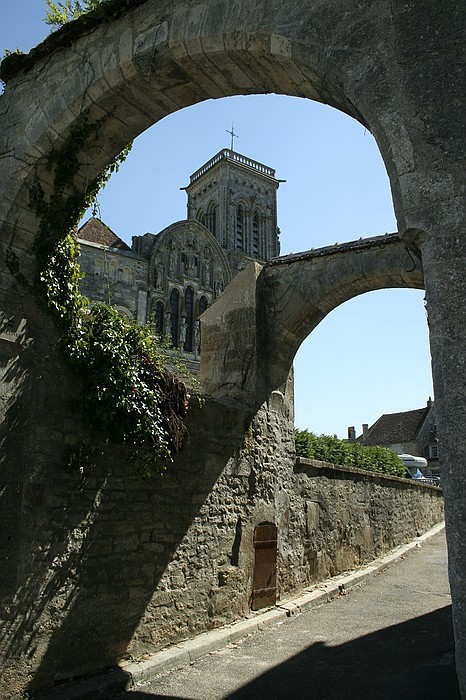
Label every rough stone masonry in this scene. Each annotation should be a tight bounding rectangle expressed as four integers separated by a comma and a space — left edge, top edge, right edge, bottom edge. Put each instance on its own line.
0, 0, 463, 696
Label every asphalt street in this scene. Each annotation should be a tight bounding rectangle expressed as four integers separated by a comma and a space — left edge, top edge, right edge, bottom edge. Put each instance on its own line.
116, 530, 459, 700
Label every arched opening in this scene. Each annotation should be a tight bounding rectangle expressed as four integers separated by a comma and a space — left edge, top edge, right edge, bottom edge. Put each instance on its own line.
155, 300, 164, 335
198, 295, 209, 318
183, 285, 194, 352
196, 209, 206, 227
169, 287, 180, 347
252, 211, 260, 257
206, 202, 217, 239
67, 89, 429, 449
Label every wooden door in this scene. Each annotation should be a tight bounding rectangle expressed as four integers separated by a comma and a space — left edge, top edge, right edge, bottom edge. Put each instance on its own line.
251, 523, 277, 610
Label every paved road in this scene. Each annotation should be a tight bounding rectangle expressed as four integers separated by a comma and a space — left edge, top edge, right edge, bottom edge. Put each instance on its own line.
118, 531, 459, 699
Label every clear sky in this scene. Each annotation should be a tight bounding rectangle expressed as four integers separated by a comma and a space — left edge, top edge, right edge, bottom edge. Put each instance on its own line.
0, 1, 434, 438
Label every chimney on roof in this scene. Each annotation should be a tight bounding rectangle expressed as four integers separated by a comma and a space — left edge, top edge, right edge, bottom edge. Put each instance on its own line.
362, 423, 369, 441
427, 396, 433, 407
347, 426, 356, 442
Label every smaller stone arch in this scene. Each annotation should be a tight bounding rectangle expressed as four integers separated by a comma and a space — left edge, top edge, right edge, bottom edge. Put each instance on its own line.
183, 285, 195, 352
154, 299, 164, 335
113, 305, 133, 321
200, 235, 424, 409
168, 287, 180, 347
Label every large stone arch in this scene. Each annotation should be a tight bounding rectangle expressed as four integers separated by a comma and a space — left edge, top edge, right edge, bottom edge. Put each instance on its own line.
1, 0, 458, 266
0, 0, 463, 694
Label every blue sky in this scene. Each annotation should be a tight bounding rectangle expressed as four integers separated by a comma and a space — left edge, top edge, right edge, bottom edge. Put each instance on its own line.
1, 1, 434, 438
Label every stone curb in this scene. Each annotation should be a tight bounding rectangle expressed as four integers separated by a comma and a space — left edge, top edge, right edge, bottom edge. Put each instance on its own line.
39, 521, 445, 698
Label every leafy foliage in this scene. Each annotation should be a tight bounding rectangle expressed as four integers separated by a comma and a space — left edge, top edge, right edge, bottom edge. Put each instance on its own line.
45, 0, 108, 28
2, 48, 24, 58
28, 112, 131, 327
295, 429, 405, 477
67, 304, 191, 473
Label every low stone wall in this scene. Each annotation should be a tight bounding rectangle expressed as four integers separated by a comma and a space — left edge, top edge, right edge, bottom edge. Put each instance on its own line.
292, 458, 444, 583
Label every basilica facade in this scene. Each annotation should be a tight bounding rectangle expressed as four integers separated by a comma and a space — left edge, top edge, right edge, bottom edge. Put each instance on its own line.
78, 149, 282, 361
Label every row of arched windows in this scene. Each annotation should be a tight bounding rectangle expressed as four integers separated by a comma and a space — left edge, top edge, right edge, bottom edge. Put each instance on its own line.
197, 202, 266, 257
154, 287, 209, 354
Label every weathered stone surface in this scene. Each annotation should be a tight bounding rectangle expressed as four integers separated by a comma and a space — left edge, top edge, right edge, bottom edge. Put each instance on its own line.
0, 0, 463, 695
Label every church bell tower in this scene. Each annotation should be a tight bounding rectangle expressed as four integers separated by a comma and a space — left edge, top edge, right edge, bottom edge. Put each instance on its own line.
183, 149, 282, 273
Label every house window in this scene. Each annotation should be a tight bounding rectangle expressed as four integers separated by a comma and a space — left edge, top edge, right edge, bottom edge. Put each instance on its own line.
429, 443, 439, 459
169, 288, 180, 347
184, 286, 194, 352
155, 300, 164, 335
236, 205, 244, 251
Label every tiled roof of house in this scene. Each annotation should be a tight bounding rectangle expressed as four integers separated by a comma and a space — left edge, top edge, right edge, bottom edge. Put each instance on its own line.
362, 407, 430, 445
77, 217, 131, 251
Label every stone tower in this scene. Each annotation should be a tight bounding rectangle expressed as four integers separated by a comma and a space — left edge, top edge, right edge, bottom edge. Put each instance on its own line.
77, 149, 283, 359
183, 149, 282, 274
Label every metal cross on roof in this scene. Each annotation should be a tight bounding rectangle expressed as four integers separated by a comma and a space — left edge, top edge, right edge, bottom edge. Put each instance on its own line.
227, 123, 239, 151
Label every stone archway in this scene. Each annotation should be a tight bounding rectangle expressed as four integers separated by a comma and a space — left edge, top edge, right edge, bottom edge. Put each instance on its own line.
200, 233, 424, 406
0, 0, 463, 694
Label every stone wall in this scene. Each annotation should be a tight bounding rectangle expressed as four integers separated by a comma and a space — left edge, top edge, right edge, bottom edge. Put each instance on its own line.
78, 241, 147, 321
293, 458, 444, 582
0, 322, 444, 698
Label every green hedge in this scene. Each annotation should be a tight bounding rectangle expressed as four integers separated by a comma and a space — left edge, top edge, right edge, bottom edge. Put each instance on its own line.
295, 429, 405, 477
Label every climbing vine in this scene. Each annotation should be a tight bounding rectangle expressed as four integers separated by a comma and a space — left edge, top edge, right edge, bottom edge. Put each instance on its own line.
23, 109, 195, 475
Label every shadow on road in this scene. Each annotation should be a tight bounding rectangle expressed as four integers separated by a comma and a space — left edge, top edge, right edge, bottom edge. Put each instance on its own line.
117, 605, 459, 700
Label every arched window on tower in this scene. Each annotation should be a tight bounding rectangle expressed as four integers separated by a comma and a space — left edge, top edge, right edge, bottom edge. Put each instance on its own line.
236, 205, 244, 251
155, 300, 164, 335
252, 212, 259, 257
169, 288, 180, 347
197, 209, 206, 227
206, 203, 217, 239
184, 286, 194, 352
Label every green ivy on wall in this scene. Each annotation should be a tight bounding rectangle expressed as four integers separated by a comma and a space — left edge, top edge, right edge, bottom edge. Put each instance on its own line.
16, 108, 196, 475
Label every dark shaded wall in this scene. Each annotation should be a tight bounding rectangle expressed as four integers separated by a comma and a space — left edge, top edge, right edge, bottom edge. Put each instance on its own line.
0, 326, 443, 698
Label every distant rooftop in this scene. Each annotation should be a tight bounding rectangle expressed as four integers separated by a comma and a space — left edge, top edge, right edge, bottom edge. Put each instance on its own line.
77, 217, 131, 250
187, 149, 278, 186
362, 405, 432, 445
